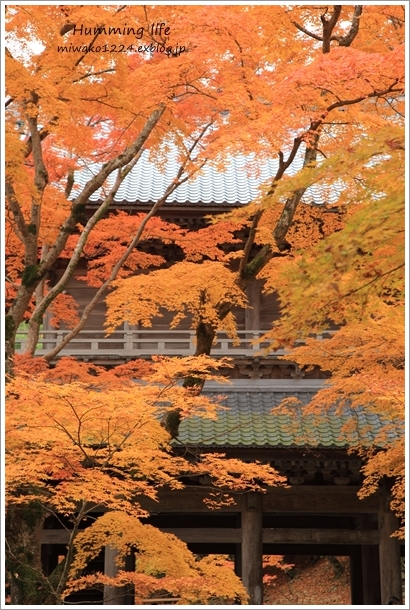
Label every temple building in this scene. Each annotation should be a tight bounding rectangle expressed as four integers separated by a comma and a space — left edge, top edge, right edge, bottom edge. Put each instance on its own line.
17, 152, 404, 605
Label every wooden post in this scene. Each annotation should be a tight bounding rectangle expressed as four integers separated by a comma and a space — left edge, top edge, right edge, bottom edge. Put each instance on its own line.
234, 543, 242, 578
103, 547, 135, 605
234, 513, 242, 578
362, 545, 381, 605
349, 546, 364, 604
379, 487, 402, 604
242, 492, 263, 605
104, 546, 121, 605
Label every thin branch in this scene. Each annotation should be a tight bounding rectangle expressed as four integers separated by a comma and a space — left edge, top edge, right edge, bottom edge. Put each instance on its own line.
25, 163, 134, 354
237, 128, 320, 284
23, 105, 163, 292
292, 21, 323, 42
382, 97, 405, 119
72, 4, 127, 68
327, 82, 403, 113
5, 535, 56, 601
333, 264, 404, 303
73, 68, 116, 83
39, 505, 72, 534
274, 129, 320, 247
56, 502, 87, 596
267, 136, 304, 197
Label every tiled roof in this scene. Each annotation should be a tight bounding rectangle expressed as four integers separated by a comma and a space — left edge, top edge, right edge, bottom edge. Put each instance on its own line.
178, 387, 396, 449
72, 148, 341, 207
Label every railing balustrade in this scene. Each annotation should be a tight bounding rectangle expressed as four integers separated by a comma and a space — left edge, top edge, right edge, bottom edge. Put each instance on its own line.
14, 329, 281, 357
15, 329, 336, 359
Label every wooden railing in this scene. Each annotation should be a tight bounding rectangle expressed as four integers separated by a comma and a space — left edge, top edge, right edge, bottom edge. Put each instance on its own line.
15, 329, 284, 358
15, 329, 335, 359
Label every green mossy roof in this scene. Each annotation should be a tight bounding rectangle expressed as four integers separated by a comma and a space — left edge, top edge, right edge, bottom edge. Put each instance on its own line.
177, 389, 397, 448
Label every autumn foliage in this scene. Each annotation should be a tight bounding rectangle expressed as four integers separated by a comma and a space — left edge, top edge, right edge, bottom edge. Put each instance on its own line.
262, 127, 405, 533
4, 2, 405, 605
5, 3, 405, 361
6, 356, 286, 603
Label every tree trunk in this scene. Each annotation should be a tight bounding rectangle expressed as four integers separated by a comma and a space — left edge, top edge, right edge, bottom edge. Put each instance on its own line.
5, 502, 57, 605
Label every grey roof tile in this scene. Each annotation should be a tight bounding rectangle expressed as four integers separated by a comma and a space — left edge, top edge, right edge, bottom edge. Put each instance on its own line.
72, 148, 341, 207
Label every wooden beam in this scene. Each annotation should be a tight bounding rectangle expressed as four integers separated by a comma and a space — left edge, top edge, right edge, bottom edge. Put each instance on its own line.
263, 543, 351, 556
261, 486, 378, 514
242, 493, 263, 605
138, 486, 379, 514
263, 528, 379, 544
42, 527, 380, 545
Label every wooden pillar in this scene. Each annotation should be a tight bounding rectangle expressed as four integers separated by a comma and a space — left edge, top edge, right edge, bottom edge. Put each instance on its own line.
234, 513, 242, 577
379, 487, 402, 604
103, 547, 135, 605
104, 546, 122, 605
234, 544, 242, 578
350, 546, 363, 604
362, 545, 381, 605
242, 492, 263, 605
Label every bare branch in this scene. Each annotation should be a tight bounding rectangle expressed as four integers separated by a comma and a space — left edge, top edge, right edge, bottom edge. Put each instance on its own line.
55, 502, 87, 596
327, 81, 403, 113
321, 5, 342, 53
292, 21, 323, 42
26, 160, 140, 355
34, 105, 165, 280
333, 6, 363, 47
5, 181, 29, 242
293, 5, 355, 53
26, 103, 49, 240
65, 169, 75, 198
332, 263, 404, 303
238, 210, 264, 279
267, 136, 304, 197
273, 132, 320, 248
73, 68, 116, 83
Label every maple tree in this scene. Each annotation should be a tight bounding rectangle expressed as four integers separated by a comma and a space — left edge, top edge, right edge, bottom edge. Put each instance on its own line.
5, 4, 404, 366
102, 5, 404, 437
261, 126, 405, 534
101, 4, 404, 356
4, 3, 405, 605
99, 0, 405, 557
5, 355, 285, 604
